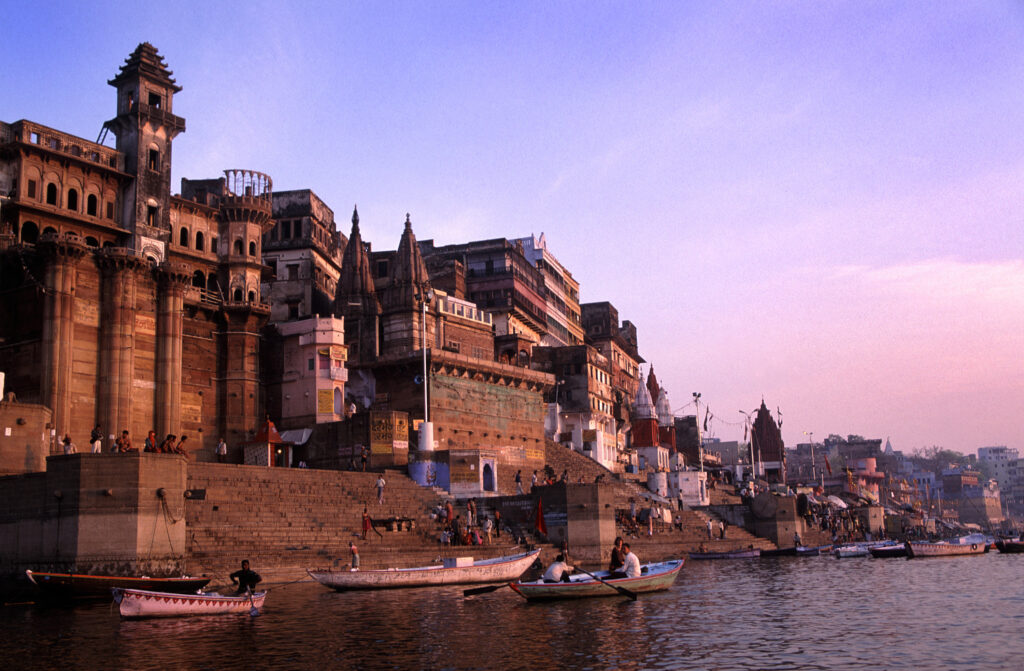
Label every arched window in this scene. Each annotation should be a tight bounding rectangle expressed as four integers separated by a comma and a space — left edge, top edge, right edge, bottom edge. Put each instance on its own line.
248, 290, 256, 302
42, 226, 57, 237
233, 288, 243, 302
192, 270, 205, 288
195, 231, 205, 252
334, 388, 342, 415
233, 239, 243, 255
179, 227, 189, 246
482, 463, 495, 492
85, 237, 99, 247
86, 194, 98, 216
21, 221, 39, 244
46, 183, 58, 205
248, 241, 257, 256
207, 275, 219, 292
67, 189, 78, 211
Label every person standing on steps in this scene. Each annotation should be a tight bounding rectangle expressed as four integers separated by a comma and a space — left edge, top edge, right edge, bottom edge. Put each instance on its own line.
515, 470, 524, 494
362, 506, 372, 540
90, 425, 103, 453
216, 437, 227, 463
349, 542, 360, 571
376, 474, 386, 505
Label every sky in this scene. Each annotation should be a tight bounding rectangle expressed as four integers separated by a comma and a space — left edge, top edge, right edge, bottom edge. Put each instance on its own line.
3, 1, 1022, 454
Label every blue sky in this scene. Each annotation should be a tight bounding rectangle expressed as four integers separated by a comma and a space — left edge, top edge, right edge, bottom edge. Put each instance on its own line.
4, 1, 1023, 453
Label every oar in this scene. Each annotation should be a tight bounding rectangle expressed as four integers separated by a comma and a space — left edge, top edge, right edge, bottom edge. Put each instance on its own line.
246, 588, 260, 617
574, 567, 637, 601
463, 583, 510, 597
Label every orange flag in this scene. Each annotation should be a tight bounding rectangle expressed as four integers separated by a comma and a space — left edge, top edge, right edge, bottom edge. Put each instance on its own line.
535, 498, 547, 536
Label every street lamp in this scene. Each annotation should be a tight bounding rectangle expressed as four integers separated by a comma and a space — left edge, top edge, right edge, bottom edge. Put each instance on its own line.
693, 392, 702, 472
417, 289, 434, 453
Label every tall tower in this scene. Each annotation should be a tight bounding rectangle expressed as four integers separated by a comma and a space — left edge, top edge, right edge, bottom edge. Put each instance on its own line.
103, 43, 185, 259
334, 207, 382, 364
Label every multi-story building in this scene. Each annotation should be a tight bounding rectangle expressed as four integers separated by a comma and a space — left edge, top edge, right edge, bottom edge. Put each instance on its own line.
977, 446, 1018, 493
533, 344, 617, 470
0, 44, 269, 462
263, 190, 345, 322
516, 233, 583, 347
580, 301, 644, 443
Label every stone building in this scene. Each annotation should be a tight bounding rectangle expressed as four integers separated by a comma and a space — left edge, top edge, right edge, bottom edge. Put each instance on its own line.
0, 44, 269, 465
334, 215, 553, 494
515, 233, 583, 347
580, 301, 644, 446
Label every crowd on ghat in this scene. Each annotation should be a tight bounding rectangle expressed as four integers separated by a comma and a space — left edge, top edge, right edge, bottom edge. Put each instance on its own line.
58, 425, 206, 459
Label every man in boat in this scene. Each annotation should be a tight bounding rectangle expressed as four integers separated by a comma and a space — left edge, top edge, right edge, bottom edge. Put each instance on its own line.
542, 554, 574, 583
230, 560, 262, 595
621, 543, 641, 578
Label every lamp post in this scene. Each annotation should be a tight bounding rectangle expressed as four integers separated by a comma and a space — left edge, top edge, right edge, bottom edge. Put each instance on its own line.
693, 392, 702, 472
421, 290, 433, 423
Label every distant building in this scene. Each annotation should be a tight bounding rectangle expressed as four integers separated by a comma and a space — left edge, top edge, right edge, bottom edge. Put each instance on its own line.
977, 446, 1018, 492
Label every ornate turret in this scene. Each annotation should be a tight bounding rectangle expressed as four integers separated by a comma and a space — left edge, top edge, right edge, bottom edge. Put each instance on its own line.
383, 214, 432, 311
646, 365, 661, 407
335, 206, 381, 362
103, 43, 185, 259
631, 369, 658, 448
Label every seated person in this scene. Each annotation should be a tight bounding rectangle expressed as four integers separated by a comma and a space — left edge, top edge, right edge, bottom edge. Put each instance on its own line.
229, 559, 262, 595
542, 554, 574, 583
620, 543, 641, 578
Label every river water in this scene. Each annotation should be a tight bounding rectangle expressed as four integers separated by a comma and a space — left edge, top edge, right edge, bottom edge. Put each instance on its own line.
3, 552, 1021, 671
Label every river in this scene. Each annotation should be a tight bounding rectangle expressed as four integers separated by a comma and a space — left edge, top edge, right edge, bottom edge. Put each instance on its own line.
2, 552, 1021, 670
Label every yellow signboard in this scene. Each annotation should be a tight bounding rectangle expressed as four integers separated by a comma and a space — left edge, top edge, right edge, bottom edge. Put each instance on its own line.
317, 389, 334, 414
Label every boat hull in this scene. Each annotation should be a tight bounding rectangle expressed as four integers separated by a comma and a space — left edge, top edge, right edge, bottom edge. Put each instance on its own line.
112, 588, 266, 618
25, 570, 210, 600
905, 541, 987, 558
307, 549, 540, 590
511, 560, 684, 601
688, 549, 761, 560
868, 545, 907, 558
995, 540, 1024, 554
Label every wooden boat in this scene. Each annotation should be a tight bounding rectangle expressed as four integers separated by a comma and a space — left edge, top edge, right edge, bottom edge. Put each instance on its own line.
112, 587, 266, 618
869, 544, 907, 558
688, 548, 761, 560
796, 546, 821, 557
905, 540, 987, 558
25, 570, 210, 600
307, 549, 540, 590
995, 539, 1024, 554
761, 546, 820, 558
833, 544, 869, 558
510, 559, 683, 601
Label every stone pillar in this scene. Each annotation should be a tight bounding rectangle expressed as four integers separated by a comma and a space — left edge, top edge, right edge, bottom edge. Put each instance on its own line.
97, 250, 146, 441
38, 234, 88, 438
155, 262, 190, 438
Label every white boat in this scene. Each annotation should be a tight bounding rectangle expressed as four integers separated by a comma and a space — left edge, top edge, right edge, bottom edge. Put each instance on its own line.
112, 587, 266, 618
833, 544, 869, 558
307, 549, 541, 590
905, 540, 987, 558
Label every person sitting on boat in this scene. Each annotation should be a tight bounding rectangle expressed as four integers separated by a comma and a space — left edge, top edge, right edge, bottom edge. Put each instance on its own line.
230, 559, 262, 595
607, 537, 626, 576
542, 554, 574, 583
621, 543, 641, 578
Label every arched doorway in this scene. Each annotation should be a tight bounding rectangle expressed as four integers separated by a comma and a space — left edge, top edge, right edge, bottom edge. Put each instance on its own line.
482, 461, 496, 492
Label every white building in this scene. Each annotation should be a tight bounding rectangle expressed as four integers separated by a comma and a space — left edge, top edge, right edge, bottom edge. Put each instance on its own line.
978, 446, 1018, 492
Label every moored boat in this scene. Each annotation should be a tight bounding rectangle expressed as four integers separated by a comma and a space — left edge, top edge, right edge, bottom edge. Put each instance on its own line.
868, 544, 907, 558
796, 546, 822, 557
307, 549, 541, 590
904, 540, 987, 558
995, 539, 1024, 554
688, 548, 761, 560
25, 570, 210, 601
833, 545, 869, 558
509, 559, 683, 601
112, 587, 266, 618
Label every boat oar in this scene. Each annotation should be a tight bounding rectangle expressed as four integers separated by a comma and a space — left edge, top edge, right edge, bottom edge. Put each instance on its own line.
246, 588, 259, 617
463, 583, 511, 597
574, 567, 637, 601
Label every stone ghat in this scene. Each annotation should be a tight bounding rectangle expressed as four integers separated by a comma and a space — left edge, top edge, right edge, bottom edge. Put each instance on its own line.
184, 464, 527, 580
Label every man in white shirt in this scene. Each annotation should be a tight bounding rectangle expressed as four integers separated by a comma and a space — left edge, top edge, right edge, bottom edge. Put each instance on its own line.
542, 554, 573, 583
621, 543, 641, 578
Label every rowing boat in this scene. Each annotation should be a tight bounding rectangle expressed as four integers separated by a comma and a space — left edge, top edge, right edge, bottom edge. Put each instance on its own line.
307, 549, 540, 590
904, 540, 987, 558
868, 544, 907, 558
995, 539, 1024, 554
25, 570, 210, 601
509, 559, 683, 601
112, 587, 266, 618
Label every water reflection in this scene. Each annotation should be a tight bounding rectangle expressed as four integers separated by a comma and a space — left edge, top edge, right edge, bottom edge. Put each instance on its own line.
2, 554, 1022, 670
